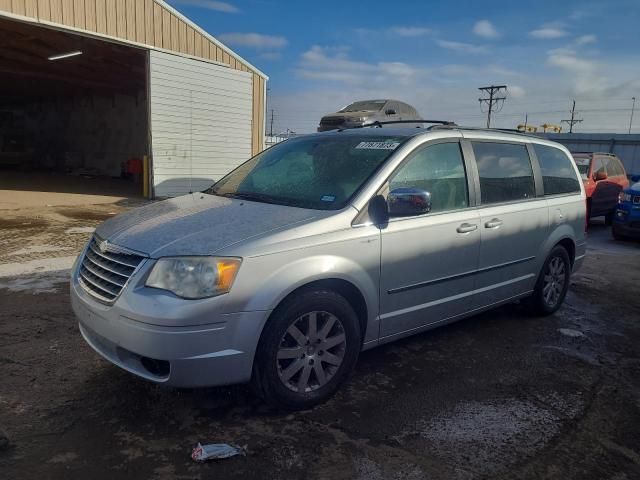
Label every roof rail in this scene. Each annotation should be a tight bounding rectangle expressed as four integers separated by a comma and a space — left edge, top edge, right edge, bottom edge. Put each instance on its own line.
356, 120, 457, 129
570, 151, 616, 157
427, 125, 540, 138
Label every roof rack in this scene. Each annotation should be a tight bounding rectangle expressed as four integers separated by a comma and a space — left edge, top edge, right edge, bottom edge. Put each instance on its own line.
427, 125, 541, 138
570, 151, 616, 157
355, 120, 457, 129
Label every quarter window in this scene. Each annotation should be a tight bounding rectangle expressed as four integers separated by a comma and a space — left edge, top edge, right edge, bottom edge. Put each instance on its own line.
533, 144, 581, 195
389, 142, 469, 213
472, 142, 535, 204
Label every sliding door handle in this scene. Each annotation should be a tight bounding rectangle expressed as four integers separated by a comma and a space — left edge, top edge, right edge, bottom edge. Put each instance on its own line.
485, 218, 503, 229
457, 223, 478, 234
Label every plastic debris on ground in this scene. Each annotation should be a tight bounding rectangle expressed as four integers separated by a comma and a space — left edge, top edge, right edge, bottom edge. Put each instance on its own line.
191, 442, 246, 462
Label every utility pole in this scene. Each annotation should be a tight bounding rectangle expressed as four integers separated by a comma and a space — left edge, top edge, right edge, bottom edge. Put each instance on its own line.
269, 109, 274, 137
523, 113, 528, 131
561, 100, 583, 133
629, 97, 636, 134
478, 85, 507, 128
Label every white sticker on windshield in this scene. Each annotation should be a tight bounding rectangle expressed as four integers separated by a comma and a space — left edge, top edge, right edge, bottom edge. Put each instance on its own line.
355, 141, 401, 150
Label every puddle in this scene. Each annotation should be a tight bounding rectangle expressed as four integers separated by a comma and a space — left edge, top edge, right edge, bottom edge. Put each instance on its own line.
56, 209, 116, 222
0, 218, 48, 230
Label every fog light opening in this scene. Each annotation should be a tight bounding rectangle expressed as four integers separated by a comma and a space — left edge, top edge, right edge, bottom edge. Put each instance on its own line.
141, 357, 170, 377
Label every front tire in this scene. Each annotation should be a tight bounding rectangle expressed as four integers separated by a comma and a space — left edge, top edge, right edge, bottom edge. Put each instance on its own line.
526, 246, 571, 316
252, 289, 361, 410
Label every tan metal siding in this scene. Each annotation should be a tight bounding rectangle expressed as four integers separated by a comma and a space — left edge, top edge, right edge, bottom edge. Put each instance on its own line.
0, 0, 267, 156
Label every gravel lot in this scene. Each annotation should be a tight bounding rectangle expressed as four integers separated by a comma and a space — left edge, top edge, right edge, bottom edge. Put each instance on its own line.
1, 203, 639, 480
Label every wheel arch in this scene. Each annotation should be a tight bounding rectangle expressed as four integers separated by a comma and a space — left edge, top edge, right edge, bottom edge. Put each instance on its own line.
265, 278, 369, 346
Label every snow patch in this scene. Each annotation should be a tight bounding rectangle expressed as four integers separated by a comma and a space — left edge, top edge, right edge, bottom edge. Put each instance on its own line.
0, 256, 77, 278
558, 328, 585, 338
65, 227, 95, 234
0, 256, 76, 294
8, 245, 71, 256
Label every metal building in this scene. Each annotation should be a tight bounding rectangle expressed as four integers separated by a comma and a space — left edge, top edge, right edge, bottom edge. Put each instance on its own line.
0, 0, 267, 198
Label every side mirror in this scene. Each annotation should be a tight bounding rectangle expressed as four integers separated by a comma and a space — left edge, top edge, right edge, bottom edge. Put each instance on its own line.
631, 174, 640, 182
594, 171, 608, 181
385, 109, 396, 116
368, 195, 389, 225
388, 188, 432, 217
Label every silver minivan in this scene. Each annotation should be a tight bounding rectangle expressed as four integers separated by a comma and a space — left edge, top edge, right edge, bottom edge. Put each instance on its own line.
70, 126, 586, 409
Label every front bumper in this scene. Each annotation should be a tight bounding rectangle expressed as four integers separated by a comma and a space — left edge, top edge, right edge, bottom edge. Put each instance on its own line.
613, 207, 640, 238
70, 266, 270, 388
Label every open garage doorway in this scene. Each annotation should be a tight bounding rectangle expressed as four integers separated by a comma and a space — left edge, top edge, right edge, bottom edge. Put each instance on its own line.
0, 18, 148, 209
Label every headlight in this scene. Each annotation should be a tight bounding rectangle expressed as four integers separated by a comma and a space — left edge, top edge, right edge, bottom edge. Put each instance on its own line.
146, 257, 241, 299
346, 117, 365, 123
619, 192, 631, 203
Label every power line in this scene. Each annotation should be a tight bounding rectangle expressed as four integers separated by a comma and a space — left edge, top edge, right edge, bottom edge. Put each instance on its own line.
478, 85, 507, 128
560, 100, 583, 133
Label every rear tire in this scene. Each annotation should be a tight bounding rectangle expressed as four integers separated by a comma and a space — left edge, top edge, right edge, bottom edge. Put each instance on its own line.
526, 246, 571, 316
605, 211, 614, 226
252, 289, 361, 411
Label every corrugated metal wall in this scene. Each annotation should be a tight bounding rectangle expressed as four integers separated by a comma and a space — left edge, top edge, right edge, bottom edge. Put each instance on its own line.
149, 50, 253, 197
543, 133, 640, 176
0, 0, 266, 155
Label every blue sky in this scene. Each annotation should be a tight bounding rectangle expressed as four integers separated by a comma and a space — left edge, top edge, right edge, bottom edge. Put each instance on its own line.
167, 0, 640, 134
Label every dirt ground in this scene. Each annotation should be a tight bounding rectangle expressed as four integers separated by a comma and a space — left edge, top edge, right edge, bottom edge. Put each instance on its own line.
1, 200, 640, 480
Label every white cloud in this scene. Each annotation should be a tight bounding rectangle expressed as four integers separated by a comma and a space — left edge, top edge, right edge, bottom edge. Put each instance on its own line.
508, 85, 526, 98
436, 39, 487, 54
575, 34, 597, 46
530, 22, 569, 39
388, 26, 432, 37
546, 49, 607, 94
296, 45, 425, 86
171, 0, 239, 13
259, 52, 282, 61
217, 33, 287, 49
473, 20, 500, 39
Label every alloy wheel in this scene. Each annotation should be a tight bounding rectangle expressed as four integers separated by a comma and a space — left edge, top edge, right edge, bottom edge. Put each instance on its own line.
542, 256, 566, 308
276, 311, 346, 393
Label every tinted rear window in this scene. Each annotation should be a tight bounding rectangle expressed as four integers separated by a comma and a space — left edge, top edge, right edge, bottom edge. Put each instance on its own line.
472, 142, 535, 204
534, 144, 581, 195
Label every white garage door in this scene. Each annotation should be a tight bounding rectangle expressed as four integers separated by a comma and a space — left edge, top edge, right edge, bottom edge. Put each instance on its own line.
149, 50, 253, 197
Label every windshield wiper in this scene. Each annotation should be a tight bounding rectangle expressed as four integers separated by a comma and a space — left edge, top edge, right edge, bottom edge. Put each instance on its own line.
218, 192, 285, 205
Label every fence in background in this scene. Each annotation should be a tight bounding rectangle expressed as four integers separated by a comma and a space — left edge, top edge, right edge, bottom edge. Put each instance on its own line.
542, 133, 640, 176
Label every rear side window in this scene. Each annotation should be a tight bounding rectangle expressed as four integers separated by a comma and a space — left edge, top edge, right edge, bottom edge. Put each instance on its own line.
534, 144, 581, 195
606, 157, 625, 176
472, 142, 535, 204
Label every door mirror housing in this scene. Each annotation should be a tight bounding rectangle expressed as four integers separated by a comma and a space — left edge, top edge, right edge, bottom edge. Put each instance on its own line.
387, 188, 432, 217
594, 171, 608, 181
385, 108, 396, 116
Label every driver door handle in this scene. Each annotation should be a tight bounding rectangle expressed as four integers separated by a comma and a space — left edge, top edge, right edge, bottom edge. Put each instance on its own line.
457, 223, 478, 234
485, 218, 503, 229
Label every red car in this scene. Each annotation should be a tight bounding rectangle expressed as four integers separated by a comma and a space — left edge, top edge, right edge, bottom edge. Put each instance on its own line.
572, 152, 629, 224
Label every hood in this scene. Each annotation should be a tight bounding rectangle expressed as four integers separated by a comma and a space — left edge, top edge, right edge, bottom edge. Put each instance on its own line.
95, 193, 321, 257
626, 181, 640, 194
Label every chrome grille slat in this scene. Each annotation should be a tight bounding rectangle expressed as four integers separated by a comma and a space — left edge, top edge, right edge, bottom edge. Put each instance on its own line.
88, 241, 141, 268
79, 267, 120, 296
78, 277, 116, 303
77, 237, 145, 305
82, 261, 126, 287
85, 248, 133, 277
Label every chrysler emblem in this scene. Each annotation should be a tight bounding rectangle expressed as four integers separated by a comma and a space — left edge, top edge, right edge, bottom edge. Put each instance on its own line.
99, 240, 109, 253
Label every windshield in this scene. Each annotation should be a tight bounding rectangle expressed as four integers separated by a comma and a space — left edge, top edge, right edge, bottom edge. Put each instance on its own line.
207, 135, 405, 210
339, 100, 386, 113
572, 156, 591, 179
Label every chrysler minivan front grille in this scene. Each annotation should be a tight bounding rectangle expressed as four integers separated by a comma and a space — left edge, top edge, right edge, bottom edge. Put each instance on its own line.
78, 237, 145, 304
